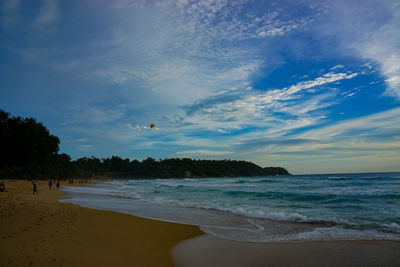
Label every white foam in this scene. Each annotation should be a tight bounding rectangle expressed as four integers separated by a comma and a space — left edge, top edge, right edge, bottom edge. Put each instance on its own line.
381, 222, 400, 233
291, 226, 400, 242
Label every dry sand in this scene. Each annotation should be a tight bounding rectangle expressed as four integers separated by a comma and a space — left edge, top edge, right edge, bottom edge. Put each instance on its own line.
0, 180, 202, 267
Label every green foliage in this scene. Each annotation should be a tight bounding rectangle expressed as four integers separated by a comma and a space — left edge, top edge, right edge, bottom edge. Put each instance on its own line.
71, 157, 290, 179
0, 110, 60, 178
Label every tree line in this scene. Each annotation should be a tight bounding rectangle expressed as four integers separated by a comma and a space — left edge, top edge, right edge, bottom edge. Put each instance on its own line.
0, 110, 290, 179
73, 156, 290, 179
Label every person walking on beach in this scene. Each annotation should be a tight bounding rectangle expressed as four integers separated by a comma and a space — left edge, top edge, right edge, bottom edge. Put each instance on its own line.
56, 181, 60, 190
32, 181, 38, 194
48, 180, 53, 190
0, 181, 6, 192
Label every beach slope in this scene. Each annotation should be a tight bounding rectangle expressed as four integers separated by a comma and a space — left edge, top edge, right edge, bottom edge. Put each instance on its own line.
172, 231, 400, 267
0, 180, 202, 266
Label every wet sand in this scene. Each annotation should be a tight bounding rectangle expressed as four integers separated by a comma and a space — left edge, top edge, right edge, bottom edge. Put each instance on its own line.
172, 234, 400, 267
0, 180, 202, 266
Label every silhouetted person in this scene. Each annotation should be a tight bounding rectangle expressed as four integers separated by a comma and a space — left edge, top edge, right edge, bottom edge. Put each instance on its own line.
56, 181, 60, 190
32, 181, 38, 194
48, 180, 53, 190
0, 181, 6, 192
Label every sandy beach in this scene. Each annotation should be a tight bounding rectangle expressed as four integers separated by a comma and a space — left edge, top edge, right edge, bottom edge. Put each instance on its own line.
1, 180, 400, 267
0, 180, 202, 266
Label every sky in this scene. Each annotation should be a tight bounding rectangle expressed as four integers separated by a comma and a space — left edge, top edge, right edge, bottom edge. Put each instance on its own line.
1, 0, 400, 174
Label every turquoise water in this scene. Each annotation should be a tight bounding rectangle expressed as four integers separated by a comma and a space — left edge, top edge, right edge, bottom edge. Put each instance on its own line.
62, 172, 400, 242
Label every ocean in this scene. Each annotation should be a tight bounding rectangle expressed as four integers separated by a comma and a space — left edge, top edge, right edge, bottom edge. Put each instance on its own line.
61, 172, 400, 243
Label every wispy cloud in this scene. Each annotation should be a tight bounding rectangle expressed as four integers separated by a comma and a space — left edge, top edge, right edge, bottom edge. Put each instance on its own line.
330, 65, 344, 71
4, 0, 323, 122
184, 71, 358, 130
357, 7, 400, 100
1, 0, 20, 28
33, 0, 59, 30
229, 107, 400, 173
79, 0, 323, 111
237, 107, 400, 154
62, 107, 126, 125
300, 107, 400, 139
318, 1, 400, 100
176, 149, 232, 157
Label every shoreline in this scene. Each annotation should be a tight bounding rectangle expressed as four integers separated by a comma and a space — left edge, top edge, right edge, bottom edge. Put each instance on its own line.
0, 180, 203, 266
1, 180, 400, 266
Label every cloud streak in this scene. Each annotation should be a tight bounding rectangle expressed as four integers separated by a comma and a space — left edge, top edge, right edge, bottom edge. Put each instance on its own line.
33, 0, 59, 29
301, 107, 400, 139
316, 0, 400, 100
184, 71, 358, 131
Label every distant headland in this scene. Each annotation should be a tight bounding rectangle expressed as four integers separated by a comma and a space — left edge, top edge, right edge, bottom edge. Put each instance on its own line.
0, 109, 290, 179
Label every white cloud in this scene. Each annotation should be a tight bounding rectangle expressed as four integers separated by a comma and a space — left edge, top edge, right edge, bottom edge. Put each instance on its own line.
358, 29, 400, 99
7, 1, 323, 130
284, 72, 357, 95
128, 124, 160, 131
280, 92, 337, 115
322, 1, 400, 100
33, 0, 59, 30
84, 0, 320, 108
330, 65, 344, 71
227, 107, 400, 173
184, 71, 357, 131
301, 107, 400, 139
176, 149, 232, 157
65, 107, 126, 125
214, 61, 262, 82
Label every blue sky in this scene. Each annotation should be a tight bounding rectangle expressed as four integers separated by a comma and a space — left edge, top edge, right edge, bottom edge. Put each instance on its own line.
1, 0, 400, 174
